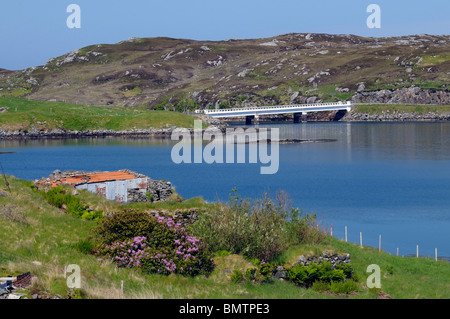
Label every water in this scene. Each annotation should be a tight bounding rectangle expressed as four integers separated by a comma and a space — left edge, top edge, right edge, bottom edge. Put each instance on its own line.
1, 122, 449, 259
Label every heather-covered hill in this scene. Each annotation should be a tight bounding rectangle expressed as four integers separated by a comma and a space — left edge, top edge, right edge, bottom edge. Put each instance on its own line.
0, 33, 449, 109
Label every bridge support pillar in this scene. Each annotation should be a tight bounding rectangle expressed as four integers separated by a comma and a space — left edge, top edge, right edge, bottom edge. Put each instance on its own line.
333, 109, 348, 121
245, 115, 255, 125
301, 112, 308, 122
293, 112, 308, 123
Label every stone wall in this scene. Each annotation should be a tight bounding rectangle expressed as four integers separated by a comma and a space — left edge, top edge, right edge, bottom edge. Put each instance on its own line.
146, 179, 174, 202
271, 250, 353, 281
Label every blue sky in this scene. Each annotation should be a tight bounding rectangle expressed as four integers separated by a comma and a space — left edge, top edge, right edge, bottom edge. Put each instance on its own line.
0, 0, 449, 70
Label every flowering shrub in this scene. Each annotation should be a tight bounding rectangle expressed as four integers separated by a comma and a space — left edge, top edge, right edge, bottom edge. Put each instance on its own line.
96, 212, 214, 277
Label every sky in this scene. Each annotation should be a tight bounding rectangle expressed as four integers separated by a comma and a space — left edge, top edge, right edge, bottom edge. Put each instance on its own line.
0, 0, 449, 70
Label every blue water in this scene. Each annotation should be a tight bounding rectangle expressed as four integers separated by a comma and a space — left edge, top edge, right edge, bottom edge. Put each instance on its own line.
1, 122, 449, 259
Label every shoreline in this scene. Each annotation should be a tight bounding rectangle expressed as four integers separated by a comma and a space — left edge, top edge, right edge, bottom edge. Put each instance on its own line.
1, 115, 449, 140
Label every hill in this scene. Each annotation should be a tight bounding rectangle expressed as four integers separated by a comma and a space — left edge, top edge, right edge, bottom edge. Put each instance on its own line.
0, 33, 449, 110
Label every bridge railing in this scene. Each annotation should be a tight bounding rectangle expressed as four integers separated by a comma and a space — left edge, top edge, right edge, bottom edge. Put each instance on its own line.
202, 101, 351, 114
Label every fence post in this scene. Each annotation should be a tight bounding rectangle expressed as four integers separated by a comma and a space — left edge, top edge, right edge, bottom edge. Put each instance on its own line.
360, 232, 363, 248
435, 248, 437, 261
378, 235, 381, 252
416, 245, 419, 258
345, 226, 347, 242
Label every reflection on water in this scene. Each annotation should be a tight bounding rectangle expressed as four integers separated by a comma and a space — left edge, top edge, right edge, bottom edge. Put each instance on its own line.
1, 122, 449, 259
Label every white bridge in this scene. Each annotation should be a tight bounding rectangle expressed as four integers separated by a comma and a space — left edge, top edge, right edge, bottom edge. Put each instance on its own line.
200, 101, 352, 124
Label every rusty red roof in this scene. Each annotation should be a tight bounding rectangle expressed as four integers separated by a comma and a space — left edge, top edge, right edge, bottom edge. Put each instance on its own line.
37, 171, 138, 187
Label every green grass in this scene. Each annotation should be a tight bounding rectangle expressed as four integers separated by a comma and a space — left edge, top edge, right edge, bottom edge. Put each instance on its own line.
0, 97, 201, 131
0, 176, 449, 299
126, 196, 212, 211
353, 104, 450, 115
418, 55, 450, 67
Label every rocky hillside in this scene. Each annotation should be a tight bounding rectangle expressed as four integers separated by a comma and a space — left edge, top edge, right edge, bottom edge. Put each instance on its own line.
0, 33, 449, 109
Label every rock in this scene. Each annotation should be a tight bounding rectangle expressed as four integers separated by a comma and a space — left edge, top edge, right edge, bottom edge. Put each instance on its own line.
272, 266, 288, 280
306, 96, 318, 104
351, 87, 450, 105
297, 255, 307, 264
357, 82, 366, 92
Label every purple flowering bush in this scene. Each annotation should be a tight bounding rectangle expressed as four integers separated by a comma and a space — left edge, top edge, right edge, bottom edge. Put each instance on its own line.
95, 210, 214, 276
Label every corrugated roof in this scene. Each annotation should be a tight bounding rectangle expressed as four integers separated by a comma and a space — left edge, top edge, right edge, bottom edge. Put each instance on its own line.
38, 171, 138, 187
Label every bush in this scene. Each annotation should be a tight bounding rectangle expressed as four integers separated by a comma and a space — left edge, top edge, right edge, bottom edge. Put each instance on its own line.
39, 186, 103, 221
94, 209, 156, 244
289, 262, 353, 288
189, 189, 323, 261
42, 186, 66, 208
95, 212, 214, 277
233, 260, 271, 285
231, 270, 244, 284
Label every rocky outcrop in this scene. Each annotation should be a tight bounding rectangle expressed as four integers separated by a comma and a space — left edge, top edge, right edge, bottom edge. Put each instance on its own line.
352, 87, 450, 105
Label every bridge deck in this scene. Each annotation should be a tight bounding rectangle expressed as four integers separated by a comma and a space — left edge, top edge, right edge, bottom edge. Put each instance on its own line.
202, 101, 352, 118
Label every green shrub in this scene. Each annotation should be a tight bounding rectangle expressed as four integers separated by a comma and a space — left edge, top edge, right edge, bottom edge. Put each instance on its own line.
289, 262, 353, 288
39, 186, 103, 221
244, 267, 257, 282
42, 186, 66, 208
190, 189, 322, 261
93, 209, 156, 244
289, 264, 309, 286
231, 270, 244, 284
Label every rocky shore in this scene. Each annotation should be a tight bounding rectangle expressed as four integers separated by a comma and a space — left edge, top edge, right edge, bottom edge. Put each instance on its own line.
342, 110, 450, 122
0, 108, 449, 140
0, 127, 176, 140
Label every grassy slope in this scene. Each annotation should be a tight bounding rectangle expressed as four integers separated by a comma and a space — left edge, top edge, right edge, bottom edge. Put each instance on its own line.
353, 104, 450, 115
0, 97, 199, 132
1, 176, 449, 299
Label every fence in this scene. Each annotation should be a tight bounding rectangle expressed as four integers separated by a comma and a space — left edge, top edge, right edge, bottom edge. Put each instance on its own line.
330, 226, 446, 262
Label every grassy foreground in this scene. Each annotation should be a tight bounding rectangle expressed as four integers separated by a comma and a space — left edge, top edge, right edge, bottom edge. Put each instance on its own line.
0, 176, 449, 299
0, 97, 199, 132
